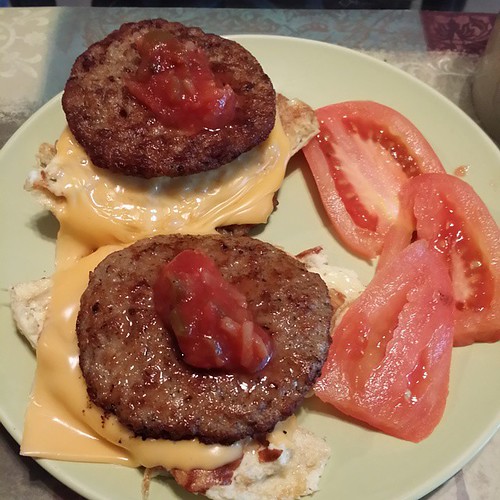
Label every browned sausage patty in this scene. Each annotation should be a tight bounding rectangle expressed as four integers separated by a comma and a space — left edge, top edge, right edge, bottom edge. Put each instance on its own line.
76, 234, 333, 445
62, 19, 276, 178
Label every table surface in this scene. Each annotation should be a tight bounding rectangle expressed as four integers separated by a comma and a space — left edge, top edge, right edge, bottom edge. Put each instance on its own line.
0, 6, 499, 500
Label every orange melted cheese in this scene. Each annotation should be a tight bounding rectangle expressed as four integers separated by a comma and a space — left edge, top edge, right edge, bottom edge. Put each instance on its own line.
21, 117, 295, 471
35, 117, 290, 268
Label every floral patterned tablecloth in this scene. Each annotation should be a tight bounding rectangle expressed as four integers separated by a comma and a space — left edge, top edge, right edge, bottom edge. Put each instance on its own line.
0, 6, 498, 500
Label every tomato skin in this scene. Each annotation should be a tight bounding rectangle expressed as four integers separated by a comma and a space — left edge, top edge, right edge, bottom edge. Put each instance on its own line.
314, 241, 454, 442
153, 249, 272, 373
302, 101, 445, 259
379, 173, 500, 346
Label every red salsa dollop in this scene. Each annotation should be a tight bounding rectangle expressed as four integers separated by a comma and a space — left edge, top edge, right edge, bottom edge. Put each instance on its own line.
153, 249, 273, 373
126, 29, 237, 134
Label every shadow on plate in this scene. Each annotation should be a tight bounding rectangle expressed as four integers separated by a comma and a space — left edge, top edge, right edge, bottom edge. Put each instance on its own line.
28, 212, 59, 242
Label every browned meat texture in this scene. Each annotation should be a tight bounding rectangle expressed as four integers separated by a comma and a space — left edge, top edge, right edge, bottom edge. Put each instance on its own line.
62, 19, 276, 178
76, 234, 332, 445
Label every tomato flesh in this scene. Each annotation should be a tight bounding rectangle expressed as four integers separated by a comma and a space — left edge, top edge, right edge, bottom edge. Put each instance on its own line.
126, 29, 236, 134
302, 101, 445, 259
314, 241, 454, 442
153, 249, 272, 372
316, 125, 379, 232
379, 173, 500, 346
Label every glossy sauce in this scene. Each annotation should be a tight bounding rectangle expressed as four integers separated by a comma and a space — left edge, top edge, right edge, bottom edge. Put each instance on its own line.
453, 165, 469, 177
126, 30, 236, 134
154, 249, 273, 372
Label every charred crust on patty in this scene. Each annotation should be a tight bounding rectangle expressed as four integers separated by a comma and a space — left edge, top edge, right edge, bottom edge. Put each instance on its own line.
76, 234, 333, 445
62, 19, 276, 178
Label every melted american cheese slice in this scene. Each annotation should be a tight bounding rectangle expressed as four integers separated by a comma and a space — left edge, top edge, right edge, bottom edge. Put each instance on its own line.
21, 244, 244, 470
21, 242, 297, 469
34, 117, 290, 268
21, 117, 295, 470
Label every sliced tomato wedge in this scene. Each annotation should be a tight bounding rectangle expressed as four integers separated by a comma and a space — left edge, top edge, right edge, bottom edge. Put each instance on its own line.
314, 241, 454, 442
302, 101, 445, 259
379, 173, 500, 346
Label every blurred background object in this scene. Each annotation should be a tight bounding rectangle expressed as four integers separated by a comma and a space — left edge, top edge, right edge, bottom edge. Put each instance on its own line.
3, 0, 500, 11
472, 14, 500, 142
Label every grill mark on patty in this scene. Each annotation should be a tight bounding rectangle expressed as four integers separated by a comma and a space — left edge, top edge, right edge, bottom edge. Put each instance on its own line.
76, 234, 333, 445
